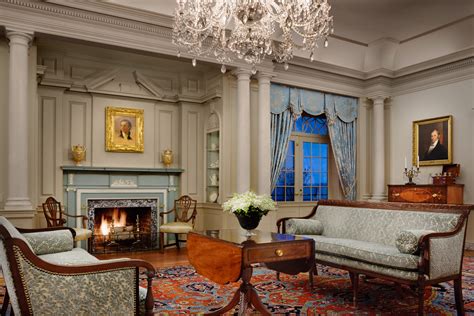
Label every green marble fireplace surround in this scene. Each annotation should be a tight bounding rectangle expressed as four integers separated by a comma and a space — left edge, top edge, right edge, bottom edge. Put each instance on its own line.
62, 166, 184, 250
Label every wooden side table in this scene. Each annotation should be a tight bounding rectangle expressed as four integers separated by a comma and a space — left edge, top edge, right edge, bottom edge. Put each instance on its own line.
388, 184, 464, 204
187, 229, 315, 315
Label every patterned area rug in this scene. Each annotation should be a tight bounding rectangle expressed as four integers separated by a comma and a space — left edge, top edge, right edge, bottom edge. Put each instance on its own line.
145, 256, 473, 315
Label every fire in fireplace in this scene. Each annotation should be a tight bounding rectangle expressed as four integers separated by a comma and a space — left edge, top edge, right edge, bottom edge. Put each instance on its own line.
92, 207, 152, 253
87, 199, 159, 253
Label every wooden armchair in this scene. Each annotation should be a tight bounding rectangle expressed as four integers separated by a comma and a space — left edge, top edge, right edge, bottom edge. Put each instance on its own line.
159, 195, 197, 253
42, 196, 92, 241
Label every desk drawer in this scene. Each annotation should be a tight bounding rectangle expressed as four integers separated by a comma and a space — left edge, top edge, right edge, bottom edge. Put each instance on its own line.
245, 242, 311, 264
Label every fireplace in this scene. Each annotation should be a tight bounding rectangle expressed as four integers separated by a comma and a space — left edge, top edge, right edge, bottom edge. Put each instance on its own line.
87, 199, 159, 253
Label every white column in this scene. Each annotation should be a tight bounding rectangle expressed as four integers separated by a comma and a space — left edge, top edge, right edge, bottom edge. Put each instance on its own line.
370, 96, 387, 201
234, 69, 252, 193
256, 73, 272, 195
4, 30, 34, 211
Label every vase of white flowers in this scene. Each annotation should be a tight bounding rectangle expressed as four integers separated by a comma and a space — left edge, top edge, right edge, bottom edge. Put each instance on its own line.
222, 191, 277, 236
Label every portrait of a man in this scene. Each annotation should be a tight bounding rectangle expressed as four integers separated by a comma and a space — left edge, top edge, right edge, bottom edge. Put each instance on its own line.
105, 107, 144, 152
413, 115, 452, 166
423, 128, 448, 160
118, 119, 133, 141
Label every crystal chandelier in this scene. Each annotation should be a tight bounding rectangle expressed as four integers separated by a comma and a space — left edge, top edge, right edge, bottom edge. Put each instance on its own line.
172, 0, 334, 73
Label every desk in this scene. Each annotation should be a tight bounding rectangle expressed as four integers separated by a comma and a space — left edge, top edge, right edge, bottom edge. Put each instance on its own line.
388, 184, 464, 204
187, 229, 315, 315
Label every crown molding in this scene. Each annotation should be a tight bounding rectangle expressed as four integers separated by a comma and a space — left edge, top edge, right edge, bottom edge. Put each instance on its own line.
1, 0, 472, 99
44, 0, 174, 28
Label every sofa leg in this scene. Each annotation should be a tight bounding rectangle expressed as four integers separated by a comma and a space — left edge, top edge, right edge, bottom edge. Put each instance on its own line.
159, 232, 164, 253
1, 288, 10, 316
454, 277, 465, 316
417, 283, 425, 316
349, 272, 359, 306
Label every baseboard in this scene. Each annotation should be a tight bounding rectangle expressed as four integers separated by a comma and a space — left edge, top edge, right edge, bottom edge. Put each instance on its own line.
465, 241, 474, 251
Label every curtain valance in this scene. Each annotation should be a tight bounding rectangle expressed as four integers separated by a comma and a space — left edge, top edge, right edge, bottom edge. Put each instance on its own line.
270, 84, 358, 122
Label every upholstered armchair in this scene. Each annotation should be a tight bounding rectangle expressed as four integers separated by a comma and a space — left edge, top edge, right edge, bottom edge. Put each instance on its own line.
159, 195, 197, 252
0, 216, 155, 315
42, 196, 92, 242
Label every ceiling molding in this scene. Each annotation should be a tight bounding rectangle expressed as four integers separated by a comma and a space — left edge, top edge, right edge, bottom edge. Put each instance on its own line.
2, 0, 472, 99
44, 0, 174, 28
400, 14, 474, 44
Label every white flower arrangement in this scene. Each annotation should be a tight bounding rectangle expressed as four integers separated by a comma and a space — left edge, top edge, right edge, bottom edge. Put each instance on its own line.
222, 191, 277, 216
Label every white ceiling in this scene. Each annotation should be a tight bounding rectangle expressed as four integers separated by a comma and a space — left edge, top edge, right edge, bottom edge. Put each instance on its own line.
105, 0, 474, 44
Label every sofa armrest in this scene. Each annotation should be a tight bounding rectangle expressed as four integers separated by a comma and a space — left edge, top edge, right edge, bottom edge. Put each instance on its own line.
418, 216, 468, 280
7, 240, 155, 316
22, 230, 74, 255
18, 226, 77, 239
276, 204, 319, 233
285, 218, 323, 235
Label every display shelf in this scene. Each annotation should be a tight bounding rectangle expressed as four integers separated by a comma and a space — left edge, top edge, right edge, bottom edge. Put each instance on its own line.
206, 128, 220, 203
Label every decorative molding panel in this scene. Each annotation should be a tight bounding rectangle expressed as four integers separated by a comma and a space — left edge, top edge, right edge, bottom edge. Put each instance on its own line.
40, 96, 56, 196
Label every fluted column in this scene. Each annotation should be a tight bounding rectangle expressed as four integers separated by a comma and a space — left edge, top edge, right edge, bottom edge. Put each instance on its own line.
370, 96, 387, 201
234, 69, 252, 193
256, 72, 272, 195
4, 29, 34, 211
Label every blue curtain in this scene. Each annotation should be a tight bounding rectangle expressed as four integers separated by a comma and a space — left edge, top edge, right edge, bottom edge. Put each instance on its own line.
325, 95, 357, 200
271, 110, 294, 190
270, 83, 358, 199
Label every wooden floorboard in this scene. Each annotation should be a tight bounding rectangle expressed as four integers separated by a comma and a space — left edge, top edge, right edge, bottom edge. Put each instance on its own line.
94, 248, 189, 268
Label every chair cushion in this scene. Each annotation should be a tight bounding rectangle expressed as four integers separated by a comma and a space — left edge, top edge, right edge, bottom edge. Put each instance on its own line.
286, 218, 323, 235
39, 247, 99, 265
307, 235, 420, 270
72, 227, 93, 241
23, 230, 74, 255
395, 229, 435, 254
159, 222, 193, 233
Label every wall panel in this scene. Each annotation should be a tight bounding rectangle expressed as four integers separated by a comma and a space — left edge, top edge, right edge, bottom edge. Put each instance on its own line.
40, 97, 56, 196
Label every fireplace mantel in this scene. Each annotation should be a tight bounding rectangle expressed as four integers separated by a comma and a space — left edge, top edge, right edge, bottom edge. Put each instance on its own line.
62, 166, 184, 174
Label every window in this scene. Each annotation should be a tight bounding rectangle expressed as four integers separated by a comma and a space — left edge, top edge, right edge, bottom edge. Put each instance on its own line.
272, 113, 330, 202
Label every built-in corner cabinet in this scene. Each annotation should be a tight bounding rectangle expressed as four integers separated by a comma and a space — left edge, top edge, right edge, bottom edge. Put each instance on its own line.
206, 112, 220, 203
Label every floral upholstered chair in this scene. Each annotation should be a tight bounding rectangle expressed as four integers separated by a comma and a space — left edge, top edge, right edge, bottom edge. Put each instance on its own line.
0, 216, 155, 315
159, 195, 197, 253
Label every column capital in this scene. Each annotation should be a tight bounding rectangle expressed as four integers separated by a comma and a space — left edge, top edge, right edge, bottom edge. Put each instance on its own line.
255, 72, 275, 83
367, 94, 390, 104
232, 68, 252, 80
5, 28, 34, 44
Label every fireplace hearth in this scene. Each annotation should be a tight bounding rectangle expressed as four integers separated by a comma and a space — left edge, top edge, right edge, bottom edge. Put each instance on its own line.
87, 199, 159, 253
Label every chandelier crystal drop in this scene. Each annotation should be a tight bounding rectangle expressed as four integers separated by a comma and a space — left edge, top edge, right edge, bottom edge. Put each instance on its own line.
172, 0, 334, 69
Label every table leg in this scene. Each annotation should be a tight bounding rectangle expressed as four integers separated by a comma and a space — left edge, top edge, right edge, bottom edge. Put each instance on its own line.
205, 266, 271, 316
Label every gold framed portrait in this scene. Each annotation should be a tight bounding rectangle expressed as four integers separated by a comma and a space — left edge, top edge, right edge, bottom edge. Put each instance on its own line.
105, 106, 144, 152
413, 115, 452, 166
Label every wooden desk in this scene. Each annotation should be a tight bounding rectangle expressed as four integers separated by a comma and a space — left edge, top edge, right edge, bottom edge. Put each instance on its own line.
388, 184, 464, 204
187, 229, 315, 315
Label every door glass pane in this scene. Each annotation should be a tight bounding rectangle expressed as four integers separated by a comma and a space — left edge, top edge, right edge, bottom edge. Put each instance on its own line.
272, 140, 295, 202
302, 140, 329, 201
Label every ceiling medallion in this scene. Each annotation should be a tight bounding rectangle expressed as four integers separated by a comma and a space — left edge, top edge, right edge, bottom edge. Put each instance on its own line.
172, 0, 334, 73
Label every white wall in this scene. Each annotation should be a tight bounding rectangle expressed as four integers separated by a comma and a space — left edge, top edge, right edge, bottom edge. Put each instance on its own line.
388, 79, 474, 244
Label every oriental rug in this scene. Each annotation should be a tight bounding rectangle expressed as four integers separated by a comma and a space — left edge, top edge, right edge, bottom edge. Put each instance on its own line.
145, 256, 473, 315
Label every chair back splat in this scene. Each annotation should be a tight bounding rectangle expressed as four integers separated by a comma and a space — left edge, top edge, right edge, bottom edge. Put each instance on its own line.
42, 197, 66, 227
175, 195, 197, 224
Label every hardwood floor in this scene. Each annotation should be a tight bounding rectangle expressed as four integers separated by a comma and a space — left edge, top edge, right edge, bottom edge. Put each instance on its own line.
94, 248, 189, 268
95, 248, 474, 268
